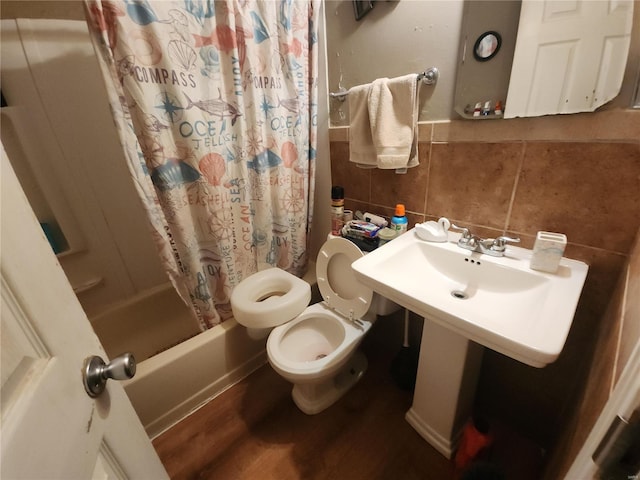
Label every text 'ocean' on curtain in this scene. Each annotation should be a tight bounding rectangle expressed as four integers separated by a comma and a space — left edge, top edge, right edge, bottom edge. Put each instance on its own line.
85, 0, 319, 329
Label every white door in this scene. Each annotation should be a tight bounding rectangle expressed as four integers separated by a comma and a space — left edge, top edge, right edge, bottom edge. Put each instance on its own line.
1, 150, 168, 479
505, 0, 634, 118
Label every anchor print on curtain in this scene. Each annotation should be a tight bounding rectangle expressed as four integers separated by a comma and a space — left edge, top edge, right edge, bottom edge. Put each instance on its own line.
85, 0, 319, 329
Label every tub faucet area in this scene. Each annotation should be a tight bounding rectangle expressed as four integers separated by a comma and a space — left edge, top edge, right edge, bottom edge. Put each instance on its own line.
450, 224, 520, 257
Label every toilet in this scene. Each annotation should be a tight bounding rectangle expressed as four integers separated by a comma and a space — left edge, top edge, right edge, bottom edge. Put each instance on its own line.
231, 237, 398, 414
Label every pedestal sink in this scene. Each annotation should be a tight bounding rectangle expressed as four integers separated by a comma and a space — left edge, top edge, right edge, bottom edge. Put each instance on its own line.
351, 228, 588, 457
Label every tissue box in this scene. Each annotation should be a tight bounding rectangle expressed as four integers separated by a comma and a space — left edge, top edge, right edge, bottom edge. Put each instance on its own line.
530, 232, 567, 273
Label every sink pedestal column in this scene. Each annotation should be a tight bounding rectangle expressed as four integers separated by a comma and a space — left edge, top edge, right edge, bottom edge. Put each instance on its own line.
405, 317, 484, 458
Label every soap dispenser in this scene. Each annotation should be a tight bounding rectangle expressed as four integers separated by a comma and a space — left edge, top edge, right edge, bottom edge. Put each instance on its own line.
415, 217, 451, 242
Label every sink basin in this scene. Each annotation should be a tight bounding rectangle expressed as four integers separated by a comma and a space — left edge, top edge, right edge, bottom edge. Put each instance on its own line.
352, 229, 588, 367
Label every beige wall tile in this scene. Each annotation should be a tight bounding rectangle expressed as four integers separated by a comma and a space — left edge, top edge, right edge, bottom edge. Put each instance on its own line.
427, 143, 523, 229
329, 127, 349, 143
563, 245, 628, 333
330, 142, 370, 203
0, 1, 84, 20
417, 123, 433, 142
509, 143, 640, 253
369, 146, 430, 214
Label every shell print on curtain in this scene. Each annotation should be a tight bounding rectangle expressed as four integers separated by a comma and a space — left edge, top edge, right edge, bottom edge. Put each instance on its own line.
85, 0, 319, 330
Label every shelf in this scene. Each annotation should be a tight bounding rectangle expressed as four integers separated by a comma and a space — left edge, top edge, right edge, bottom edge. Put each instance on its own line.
72, 277, 103, 294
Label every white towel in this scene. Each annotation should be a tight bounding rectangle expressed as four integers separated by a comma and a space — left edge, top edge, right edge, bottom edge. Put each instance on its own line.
368, 74, 420, 170
348, 83, 377, 168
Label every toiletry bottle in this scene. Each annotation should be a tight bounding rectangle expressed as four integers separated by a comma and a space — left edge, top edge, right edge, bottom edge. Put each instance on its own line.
390, 204, 408, 234
331, 186, 345, 235
494, 100, 503, 116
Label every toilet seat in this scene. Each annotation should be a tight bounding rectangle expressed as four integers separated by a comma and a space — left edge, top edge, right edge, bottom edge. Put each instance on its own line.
230, 268, 311, 329
316, 237, 373, 321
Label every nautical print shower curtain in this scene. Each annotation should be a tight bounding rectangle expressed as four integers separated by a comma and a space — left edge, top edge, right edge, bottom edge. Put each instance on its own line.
85, 0, 319, 329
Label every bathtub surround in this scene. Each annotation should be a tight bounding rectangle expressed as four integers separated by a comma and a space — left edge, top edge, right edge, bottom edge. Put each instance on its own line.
330, 109, 640, 452
86, 0, 320, 329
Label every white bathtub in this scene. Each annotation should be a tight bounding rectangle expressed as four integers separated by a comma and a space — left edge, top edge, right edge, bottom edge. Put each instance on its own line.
90, 283, 267, 438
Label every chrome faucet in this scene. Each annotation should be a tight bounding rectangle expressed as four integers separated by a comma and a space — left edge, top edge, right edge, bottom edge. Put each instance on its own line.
450, 224, 520, 257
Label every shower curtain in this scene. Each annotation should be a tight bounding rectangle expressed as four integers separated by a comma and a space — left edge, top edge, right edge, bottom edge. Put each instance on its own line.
85, 0, 319, 329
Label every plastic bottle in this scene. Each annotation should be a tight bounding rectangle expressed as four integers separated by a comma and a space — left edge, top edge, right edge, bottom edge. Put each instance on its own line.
331, 186, 345, 235
390, 204, 408, 234
494, 100, 503, 116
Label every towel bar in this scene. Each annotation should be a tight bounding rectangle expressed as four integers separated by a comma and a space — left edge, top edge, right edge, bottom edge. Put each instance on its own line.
329, 67, 439, 102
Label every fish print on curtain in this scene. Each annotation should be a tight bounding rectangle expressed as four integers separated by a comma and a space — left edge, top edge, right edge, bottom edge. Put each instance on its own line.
85, 0, 319, 329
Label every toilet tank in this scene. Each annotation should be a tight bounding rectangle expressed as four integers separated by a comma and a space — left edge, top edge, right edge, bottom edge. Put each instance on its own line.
369, 293, 400, 316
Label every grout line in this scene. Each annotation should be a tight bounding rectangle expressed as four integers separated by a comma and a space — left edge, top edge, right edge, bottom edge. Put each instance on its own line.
423, 131, 434, 216
503, 142, 526, 234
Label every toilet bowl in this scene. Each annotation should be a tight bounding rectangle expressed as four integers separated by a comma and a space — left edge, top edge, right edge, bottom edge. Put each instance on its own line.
231, 237, 395, 414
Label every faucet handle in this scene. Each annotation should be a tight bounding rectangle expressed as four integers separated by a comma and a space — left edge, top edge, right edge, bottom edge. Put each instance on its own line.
491, 235, 520, 252
451, 223, 472, 239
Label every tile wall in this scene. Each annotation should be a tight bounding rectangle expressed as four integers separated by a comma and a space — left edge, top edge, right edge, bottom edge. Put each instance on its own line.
329, 110, 640, 448
543, 228, 640, 478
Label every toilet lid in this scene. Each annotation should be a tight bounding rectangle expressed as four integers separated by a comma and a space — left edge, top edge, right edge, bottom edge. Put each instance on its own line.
316, 237, 373, 320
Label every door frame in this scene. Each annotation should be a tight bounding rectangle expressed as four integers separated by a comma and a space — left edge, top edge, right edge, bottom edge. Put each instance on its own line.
565, 338, 640, 478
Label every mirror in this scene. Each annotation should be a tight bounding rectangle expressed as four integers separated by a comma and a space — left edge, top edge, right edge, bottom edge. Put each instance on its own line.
326, 0, 637, 124
473, 31, 501, 61
504, 0, 634, 118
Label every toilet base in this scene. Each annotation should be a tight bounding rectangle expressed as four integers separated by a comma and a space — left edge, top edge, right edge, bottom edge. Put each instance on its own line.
291, 351, 368, 415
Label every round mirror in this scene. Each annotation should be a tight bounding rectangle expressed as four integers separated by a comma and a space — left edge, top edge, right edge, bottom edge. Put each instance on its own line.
473, 31, 501, 62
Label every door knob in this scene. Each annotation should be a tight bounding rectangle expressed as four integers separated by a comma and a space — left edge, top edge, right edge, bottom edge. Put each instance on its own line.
83, 353, 136, 398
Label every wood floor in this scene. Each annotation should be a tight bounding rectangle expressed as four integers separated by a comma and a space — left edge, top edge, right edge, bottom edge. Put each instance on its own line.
152, 319, 543, 480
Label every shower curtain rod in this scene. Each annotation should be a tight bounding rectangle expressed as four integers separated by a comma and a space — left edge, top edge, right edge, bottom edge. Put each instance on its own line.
329, 66, 439, 102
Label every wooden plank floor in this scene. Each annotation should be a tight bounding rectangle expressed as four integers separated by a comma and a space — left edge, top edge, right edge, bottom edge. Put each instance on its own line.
152, 318, 543, 480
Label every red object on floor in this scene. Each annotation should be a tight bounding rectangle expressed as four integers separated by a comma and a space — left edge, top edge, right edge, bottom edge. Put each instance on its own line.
454, 418, 494, 472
